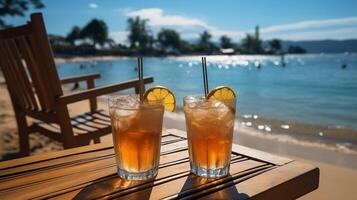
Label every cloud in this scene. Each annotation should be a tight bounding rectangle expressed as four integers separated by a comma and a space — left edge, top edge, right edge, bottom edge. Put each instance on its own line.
215, 17, 357, 41
124, 8, 244, 40
88, 3, 98, 9
261, 17, 357, 34
125, 8, 212, 29
121, 8, 357, 41
264, 27, 357, 41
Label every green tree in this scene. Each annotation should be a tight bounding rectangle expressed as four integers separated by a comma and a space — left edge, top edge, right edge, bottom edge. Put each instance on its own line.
179, 40, 193, 54
268, 39, 282, 54
241, 31, 262, 54
0, 0, 44, 28
199, 31, 211, 48
241, 34, 256, 53
127, 16, 153, 51
157, 28, 181, 52
198, 30, 215, 53
81, 19, 109, 47
241, 25, 263, 54
66, 26, 82, 45
220, 35, 233, 49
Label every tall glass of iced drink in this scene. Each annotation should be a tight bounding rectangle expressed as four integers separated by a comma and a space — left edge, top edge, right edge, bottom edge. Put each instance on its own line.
109, 94, 164, 180
184, 95, 236, 177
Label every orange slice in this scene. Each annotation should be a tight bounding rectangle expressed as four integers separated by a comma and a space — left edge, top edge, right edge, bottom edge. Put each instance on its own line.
144, 85, 176, 111
207, 86, 236, 100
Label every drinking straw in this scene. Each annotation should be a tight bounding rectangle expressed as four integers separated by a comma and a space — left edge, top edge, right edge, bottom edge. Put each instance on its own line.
201, 57, 209, 97
137, 57, 144, 102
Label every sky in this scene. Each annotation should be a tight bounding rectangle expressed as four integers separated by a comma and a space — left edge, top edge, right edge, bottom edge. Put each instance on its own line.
4, 0, 357, 44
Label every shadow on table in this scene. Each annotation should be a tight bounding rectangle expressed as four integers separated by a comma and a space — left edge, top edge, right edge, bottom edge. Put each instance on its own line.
177, 173, 250, 199
74, 174, 154, 200
1, 152, 23, 161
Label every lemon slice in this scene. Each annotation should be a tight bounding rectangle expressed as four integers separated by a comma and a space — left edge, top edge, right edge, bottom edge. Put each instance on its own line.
144, 86, 176, 111
207, 86, 236, 100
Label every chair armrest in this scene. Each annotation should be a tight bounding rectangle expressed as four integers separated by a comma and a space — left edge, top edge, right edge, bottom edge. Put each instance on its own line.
57, 76, 154, 105
60, 73, 101, 84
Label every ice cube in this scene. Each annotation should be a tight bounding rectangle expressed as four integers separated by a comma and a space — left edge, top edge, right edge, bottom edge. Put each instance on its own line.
114, 109, 138, 118
109, 95, 140, 118
110, 94, 140, 110
212, 101, 230, 120
191, 100, 233, 125
191, 107, 210, 122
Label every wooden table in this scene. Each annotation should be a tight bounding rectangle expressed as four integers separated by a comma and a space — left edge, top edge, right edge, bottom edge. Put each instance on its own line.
0, 129, 319, 199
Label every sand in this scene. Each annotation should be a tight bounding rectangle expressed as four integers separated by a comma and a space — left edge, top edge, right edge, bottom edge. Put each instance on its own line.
54, 55, 130, 64
1, 67, 357, 199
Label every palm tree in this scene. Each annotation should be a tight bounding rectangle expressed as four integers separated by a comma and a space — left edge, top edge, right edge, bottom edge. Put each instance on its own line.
66, 26, 82, 45
199, 31, 211, 47
220, 35, 233, 49
241, 34, 255, 53
81, 19, 109, 47
127, 17, 153, 51
198, 30, 215, 53
268, 39, 282, 54
157, 28, 181, 53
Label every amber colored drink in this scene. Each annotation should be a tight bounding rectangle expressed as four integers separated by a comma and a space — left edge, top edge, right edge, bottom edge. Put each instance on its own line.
184, 96, 236, 177
109, 95, 164, 180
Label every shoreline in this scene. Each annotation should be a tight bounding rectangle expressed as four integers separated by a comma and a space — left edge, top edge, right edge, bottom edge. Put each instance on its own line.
54, 55, 131, 64
169, 106, 357, 155
163, 111, 357, 157
237, 114, 357, 153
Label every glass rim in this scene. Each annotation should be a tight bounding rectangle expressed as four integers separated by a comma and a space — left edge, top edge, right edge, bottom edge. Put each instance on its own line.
108, 94, 163, 110
183, 94, 236, 102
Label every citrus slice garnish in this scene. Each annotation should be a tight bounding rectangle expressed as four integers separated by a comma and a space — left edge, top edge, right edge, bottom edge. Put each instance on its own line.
207, 86, 236, 100
144, 85, 176, 111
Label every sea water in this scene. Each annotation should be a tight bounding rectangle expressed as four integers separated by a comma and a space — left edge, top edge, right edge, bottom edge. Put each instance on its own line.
57, 53, 357, 130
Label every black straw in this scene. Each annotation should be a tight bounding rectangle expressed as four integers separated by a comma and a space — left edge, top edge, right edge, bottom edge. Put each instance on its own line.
137, 57, 144, 102
201, 57, 209, 97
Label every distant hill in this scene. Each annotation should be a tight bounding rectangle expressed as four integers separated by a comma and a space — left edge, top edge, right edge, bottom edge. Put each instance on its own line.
281, 39, 357, 53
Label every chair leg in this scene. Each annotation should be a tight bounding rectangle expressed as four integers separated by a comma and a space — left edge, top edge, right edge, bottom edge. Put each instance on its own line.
93, 137, 100, 144
57, 106, 76, 149
14, 109, 30, 156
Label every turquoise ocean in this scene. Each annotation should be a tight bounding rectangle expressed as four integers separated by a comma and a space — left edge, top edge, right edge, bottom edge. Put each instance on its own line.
57, 54, 357, 130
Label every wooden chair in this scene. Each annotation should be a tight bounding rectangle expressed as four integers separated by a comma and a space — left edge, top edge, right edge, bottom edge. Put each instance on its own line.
0, 13, 154, 156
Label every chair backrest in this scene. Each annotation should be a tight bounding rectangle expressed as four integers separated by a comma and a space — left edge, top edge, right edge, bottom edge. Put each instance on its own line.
0, 13, 63, 113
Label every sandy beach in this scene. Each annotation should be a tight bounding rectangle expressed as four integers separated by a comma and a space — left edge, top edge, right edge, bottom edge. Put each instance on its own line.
1, 61, 357, 199
54, 55, 130, 64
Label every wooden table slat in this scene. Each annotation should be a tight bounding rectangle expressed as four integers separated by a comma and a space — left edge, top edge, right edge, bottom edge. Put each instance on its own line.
0, 133, 175, 170
0, 134, 184, 178
219, 161, 319, 200
0, 140, 190, 191
0, 129, 319, 200
168, 129, 292, 166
